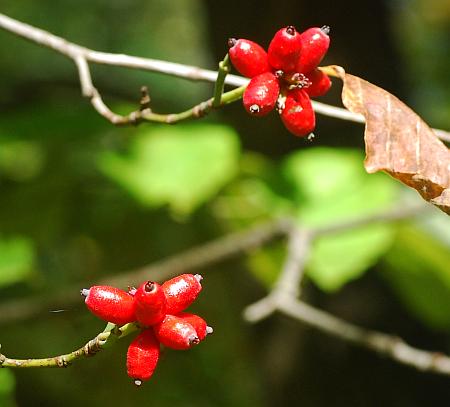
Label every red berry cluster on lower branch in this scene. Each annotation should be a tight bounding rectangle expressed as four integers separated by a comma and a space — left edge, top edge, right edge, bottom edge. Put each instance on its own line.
81, 273, 212, 386
228, 25, 332, 138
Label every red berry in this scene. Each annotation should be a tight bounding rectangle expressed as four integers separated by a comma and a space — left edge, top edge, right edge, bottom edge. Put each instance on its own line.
153, 315, 199, 350
268, 26, 302, 73
127, 329, 160, 386
177, 312, 212, 341
162, 274, 202, 314
228, 38, 270, 78
81, 286, 136, 325
243, 72, 280, 117
304, 68, 331, 97
296, 26, 330, 74
134, 281, 167, 326
280, 89, 315, 137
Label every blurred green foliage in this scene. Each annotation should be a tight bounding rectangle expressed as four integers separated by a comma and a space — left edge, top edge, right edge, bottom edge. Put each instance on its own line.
0, 0, 449, 406
0, 370, 15, 407
383, 225, 450, 330
219, 148, 399, 291
99, 124, 240, 216
0, 235, 35, 287
284, 148, 397, 291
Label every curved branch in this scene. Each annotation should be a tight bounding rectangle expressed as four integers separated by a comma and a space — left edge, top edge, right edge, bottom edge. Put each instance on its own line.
242, 203, 450, 376
278, 298, 450, 375
0, 323, 139, 368
0, 13, 449, 141
0, 218, 291, 325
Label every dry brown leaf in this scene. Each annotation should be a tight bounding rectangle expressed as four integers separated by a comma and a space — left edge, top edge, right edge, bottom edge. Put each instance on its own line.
322, 65, 450, 215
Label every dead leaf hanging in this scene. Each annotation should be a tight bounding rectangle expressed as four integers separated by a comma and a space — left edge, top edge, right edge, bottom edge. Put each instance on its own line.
322, 65, 450, 215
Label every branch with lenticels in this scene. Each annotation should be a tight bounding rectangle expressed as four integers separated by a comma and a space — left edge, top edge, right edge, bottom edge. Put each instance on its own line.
0, 13, 449, 142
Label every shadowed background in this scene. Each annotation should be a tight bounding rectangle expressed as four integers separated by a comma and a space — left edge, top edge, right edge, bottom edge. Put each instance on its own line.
0, 0, 449, 405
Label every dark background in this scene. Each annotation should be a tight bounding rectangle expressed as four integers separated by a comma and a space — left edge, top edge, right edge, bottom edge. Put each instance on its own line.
0, 0, 449, 405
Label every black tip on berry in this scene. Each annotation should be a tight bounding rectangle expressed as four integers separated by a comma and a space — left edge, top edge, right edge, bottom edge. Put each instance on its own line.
206, 326, 214, 335
144, 281, 156, 293
321, 25, 330, 35
275, 70, 284, 78
286, 25, 297, 36
307, 133, 316, 142
134, 379, 142, 387
227, 38, 237, 48
189, 335, 200, 346
249, 104, 260, 114
80, 288, 89, 298
194, 274, 203, 283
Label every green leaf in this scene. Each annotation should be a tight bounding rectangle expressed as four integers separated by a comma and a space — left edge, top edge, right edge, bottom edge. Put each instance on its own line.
0, 369, 15, 407
382, 225, 450, 331
282, 147, 398, 291
98, 124, 240, 216
0, 236, 35, 287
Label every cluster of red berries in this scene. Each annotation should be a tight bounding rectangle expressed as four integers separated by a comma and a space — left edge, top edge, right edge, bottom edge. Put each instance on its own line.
228, 25, 331, 138
81, 274, 212, 386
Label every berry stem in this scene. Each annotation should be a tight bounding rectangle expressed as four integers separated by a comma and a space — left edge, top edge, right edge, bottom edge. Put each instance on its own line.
0, 322, 140, 368
213, 54, 231, 108
138, 85, 246, 124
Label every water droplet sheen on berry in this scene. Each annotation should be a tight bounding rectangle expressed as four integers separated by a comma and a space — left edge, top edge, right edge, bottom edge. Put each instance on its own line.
268, 26, 302, 73
296, 27, 330, 74
153, 315, 199, 350
243, 72, 280, 117
162, 274, 203, 314
127, 329, 160, 384
280, 89, 315, 137
83, 285, 136, 325
228, 39, 270, 78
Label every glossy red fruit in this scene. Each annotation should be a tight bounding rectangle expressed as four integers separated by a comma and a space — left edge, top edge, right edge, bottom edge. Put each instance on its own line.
304, 68, 332, 97
296, 26, 330, 74
268, 25, 302, 73
153, 315, 199, 350
134, 281, 167, 326
81, 285, 136, 325
162, 274, 202, 314
127, 329, 160, 386
177, 312, 212, 341
228, 38, 270, 78
280, 89, 315, 137
243, 72, 280, 117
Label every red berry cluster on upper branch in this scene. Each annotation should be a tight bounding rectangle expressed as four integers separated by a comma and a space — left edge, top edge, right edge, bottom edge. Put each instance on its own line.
228, 25, 331, 138
81, 273, 212, 386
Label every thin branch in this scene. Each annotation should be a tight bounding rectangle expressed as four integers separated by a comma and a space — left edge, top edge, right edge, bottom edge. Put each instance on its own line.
0, 13, 449, 142
244, 203, 426, 323
0, 204, 427, 325
0, 217, 291, 325
278, 298, 450, 375
213, 54, 231, 108
0, 203, 446, 375
312, 202, 427, 238
433, 129, 450, 143
242, 203, 450, 376
243, 225, 312, 322
273, 227, 312, 298
0, 323, 139, 368
74, 43, 245, 126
